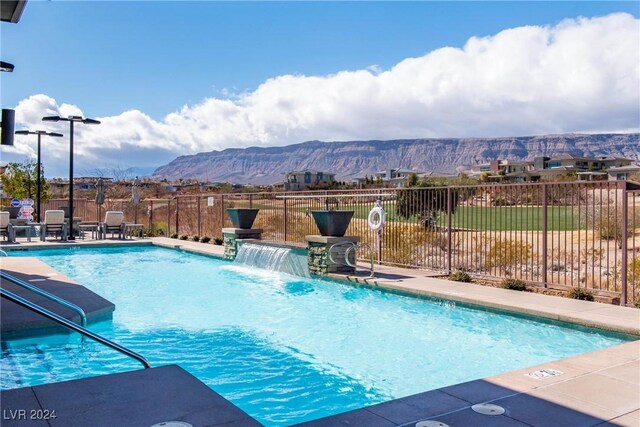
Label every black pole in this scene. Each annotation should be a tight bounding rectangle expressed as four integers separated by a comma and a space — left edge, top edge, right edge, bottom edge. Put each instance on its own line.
36, 133, 42, 223
68, 121, 74, 240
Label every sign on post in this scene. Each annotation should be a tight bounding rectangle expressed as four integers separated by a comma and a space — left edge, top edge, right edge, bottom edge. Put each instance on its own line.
17, 198, 34, 221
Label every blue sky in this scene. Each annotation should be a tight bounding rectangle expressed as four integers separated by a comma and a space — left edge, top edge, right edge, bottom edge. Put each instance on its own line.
1, 1, 639, 177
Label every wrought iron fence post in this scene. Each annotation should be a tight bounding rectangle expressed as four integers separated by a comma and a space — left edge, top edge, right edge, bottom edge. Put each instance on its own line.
148, 200, 153, 235
167, 200, 171, 236
175, 198, 179, 236
249, 194, 253, 208
447, 187, 453, 274
284, 198, 289, 241
621, 181, 628, 306
220, 195, 225, 236
197, 196, 202, 237
542, 184, 548, 287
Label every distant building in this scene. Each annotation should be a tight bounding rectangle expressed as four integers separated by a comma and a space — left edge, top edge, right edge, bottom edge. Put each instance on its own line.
374, 168, 418, 187
606, 164, 640, 181
470, 155, 635, 182
284, 170, 335, 190
352, 168, 457, 188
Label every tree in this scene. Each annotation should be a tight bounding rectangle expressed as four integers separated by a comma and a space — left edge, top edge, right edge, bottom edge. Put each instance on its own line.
397, 179, 459, 229
405, 172, 419, 188
0, 161, 51, 201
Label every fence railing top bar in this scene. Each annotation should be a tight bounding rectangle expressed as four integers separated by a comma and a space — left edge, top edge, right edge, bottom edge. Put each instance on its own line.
276, 193, 396, 199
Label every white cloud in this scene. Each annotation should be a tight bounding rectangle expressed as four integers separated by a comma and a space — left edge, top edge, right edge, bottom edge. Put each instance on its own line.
7, 12, 639, 177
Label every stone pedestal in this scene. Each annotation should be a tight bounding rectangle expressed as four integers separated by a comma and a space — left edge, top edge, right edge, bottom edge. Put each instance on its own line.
223, 228, 263, 260
306, 235, 359, 275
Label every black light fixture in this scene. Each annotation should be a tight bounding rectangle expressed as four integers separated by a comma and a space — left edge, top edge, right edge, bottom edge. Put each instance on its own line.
0, 61, 14, 72
42, 115, 101, 239
15, 129, 64, 222
1, 109, 15, 146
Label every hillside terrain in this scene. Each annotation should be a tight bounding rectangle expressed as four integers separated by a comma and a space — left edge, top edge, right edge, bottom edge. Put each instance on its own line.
152, 133, 639, 184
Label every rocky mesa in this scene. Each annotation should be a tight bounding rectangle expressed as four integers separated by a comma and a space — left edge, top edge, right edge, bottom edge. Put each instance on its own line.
152, 133, 640, 184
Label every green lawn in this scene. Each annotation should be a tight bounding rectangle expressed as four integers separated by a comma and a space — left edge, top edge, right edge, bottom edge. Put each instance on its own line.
250, 202, 580, 231
445, 206, 579, 231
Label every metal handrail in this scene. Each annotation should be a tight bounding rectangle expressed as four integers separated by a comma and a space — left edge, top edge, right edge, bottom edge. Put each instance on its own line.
0, 271, 87, 326
0, 288, 151, 369
328, 241, 375, 278
0, 249, 7, 256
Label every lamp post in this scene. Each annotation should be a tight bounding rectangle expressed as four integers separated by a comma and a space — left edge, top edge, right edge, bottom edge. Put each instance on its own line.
14, 130, 64, 222
42, 115, 100, 240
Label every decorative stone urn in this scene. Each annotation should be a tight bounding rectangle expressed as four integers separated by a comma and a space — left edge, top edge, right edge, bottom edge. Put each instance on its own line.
226, 208, 259, 229
311, 210, 354, 237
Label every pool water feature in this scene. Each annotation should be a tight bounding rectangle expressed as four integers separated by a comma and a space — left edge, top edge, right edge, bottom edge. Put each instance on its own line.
2, 246, 635, 425
234, 242, 309, 278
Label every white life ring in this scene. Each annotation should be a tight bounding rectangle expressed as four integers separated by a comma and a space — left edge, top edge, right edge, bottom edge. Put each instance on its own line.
368, 206, 386, 230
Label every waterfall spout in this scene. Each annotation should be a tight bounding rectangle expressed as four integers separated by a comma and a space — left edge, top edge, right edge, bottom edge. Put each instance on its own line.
234, 243, 310, 278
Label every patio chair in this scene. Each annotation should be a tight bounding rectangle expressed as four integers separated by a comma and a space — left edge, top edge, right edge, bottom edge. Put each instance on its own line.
0, 211, 13, 242
41, 210, 68, 241
101, 211, 124, 239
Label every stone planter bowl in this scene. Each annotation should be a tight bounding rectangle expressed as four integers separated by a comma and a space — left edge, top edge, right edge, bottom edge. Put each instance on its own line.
226, 208, 259, 229
311, 210, 354, 237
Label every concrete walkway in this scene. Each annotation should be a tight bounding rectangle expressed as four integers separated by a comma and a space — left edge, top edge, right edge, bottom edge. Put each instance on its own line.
296, 341, 640, 427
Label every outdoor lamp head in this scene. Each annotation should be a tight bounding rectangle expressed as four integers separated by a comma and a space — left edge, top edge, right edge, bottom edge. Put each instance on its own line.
42, 116, 61, 122
0, 61, 14, 72
82, 118, 101, 125
15, 130, 31, 135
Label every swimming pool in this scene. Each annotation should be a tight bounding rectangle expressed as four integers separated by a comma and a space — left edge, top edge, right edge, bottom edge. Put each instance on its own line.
2, 245, 635, 425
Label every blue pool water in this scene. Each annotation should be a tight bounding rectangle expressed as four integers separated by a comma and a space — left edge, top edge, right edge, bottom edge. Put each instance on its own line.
2, 246, 634, 425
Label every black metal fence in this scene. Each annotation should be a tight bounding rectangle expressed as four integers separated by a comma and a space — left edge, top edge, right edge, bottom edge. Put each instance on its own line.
6, 180, 638, 306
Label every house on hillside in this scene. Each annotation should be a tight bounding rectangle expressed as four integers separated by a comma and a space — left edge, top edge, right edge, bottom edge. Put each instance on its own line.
353, 167, 430, 188
284, 170, 335, 190
283, 170, 336, 190
606, 164, 640, 181
471, 155, 635, 182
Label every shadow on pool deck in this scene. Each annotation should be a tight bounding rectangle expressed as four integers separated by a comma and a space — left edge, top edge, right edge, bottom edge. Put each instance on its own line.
0, 365, 260, 427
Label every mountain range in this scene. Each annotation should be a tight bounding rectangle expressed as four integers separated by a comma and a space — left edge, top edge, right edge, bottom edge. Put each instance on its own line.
152, 133, 640, 184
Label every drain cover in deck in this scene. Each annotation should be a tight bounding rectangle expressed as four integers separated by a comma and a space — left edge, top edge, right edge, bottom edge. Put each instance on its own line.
415, 421, 450, 427
471, 403, 505, 415
150, 422, 193, 427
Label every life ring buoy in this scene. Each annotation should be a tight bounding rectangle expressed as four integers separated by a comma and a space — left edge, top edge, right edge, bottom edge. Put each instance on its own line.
368, 206, 386, 230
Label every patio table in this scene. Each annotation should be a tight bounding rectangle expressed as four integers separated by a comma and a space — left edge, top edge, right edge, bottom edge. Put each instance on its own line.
123, 223, 144, 239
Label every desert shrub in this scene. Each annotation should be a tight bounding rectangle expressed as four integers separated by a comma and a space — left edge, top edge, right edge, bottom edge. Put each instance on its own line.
170, 233, 178, 239
152, 221, 168, 236
449, 271, 472, 282
192, 235, 200, 242
214, 237, 224, 245
609, 256, 640, 303
581, 198, 640, 242
500, 278, 527, 291
200, 236, 211, 243
568, 288, 594, 301
485, 238, 532, 270
179, 235, 188, 240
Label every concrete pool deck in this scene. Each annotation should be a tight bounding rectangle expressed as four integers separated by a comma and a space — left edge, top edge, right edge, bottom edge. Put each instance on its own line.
1, 238, 639, 426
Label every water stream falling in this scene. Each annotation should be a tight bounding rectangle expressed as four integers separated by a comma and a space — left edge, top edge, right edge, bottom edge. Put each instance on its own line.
234, 243, 310, 278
